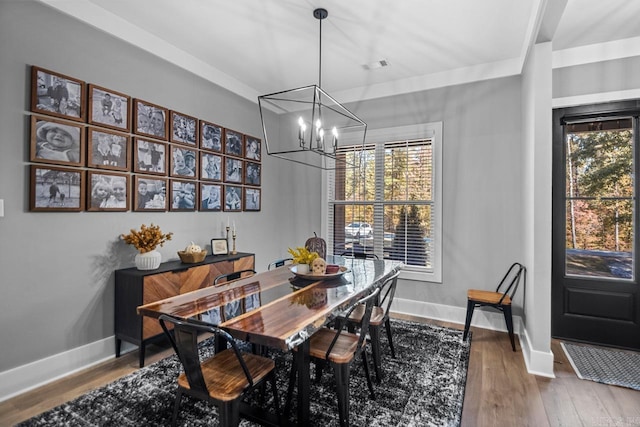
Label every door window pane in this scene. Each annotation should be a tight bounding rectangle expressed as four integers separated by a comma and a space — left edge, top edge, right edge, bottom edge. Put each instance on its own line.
564, 119, 634, 279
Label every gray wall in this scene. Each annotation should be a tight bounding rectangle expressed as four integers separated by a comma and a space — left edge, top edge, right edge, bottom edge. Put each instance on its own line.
0, 1, 319, 372
553, 56, 640, 99
355, 79, 524, 311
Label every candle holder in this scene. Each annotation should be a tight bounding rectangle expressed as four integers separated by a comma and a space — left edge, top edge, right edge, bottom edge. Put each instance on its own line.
226, 226, 230, 248
231, 231, 237, 255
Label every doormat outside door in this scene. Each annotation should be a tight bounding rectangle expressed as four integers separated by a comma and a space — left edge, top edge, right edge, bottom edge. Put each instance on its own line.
561, 342, 640, 391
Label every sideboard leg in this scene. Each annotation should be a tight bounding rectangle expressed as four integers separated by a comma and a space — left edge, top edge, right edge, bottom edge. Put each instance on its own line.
115, 338, 122, 358
139, 344, 146, 368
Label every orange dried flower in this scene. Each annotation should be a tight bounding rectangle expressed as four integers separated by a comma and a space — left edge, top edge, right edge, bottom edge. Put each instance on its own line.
121, 223, 173, 253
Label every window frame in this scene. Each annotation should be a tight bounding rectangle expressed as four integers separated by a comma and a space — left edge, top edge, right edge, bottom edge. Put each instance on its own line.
322, 122, 443, 282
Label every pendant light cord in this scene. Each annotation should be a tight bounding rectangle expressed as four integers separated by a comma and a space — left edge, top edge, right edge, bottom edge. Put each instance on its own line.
318, 14, 322, 88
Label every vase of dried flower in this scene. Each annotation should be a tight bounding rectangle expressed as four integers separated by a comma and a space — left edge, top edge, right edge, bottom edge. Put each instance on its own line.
134, 250, 162, 270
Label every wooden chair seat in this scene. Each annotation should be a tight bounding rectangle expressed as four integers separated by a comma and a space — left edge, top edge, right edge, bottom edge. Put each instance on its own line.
347, 304, 385, 326
308, 328, 362, 364
467, 289, 512, 306
177, 348, 275, 402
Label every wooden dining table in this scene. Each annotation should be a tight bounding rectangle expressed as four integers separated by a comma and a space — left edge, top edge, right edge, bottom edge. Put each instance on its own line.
137, 256, 403, 425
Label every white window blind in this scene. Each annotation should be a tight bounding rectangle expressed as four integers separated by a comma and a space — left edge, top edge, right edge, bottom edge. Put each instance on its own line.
325, 122, 442, 282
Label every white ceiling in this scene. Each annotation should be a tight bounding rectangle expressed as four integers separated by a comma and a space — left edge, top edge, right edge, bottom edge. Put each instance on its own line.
38, 0, 640, 105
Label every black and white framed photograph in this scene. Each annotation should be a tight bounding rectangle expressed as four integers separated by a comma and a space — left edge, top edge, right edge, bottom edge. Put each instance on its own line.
200, 120, 222, 152
87, 127, 130, 171
87, 171, 129, 211
244, 187, 261, 211
245, 135, 261, 161
31, 66, 85, 122
224, 185, 242, 211
170, 146, 197, 178
133, 175, 167, 211
133, 99, 168, 140
170, 111, 198, 146
30, 165, 84, 211
211, 238, 228, 255
224, 129, 243, 157
224, 157, 243, 183
200, 183, 222, 211
30, 115, 85, 167
201, 152, 222, 181
133, 139, 167, 175
244, 161, 261, 186
88, 84, 131, 132
169, 180, 197, 211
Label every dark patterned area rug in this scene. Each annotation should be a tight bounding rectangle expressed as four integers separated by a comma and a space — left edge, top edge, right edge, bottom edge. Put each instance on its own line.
18, 320, 470, 426
561, 342, 640, 391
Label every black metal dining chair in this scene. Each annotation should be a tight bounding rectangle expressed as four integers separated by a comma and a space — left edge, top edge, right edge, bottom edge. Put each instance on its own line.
213, 269, 256, 285
158, 314, 281, 427
463, 262, 526, 351
285, 288, 380, 427
267, 258, 293, 270
339, 251, 379, 259
345, 270, 400, 382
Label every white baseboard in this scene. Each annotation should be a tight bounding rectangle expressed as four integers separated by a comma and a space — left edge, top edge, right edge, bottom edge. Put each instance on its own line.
0, 336, 115, 403
520, 327, 555, 378
392, 297, 523, 334
392, 297, 555, 377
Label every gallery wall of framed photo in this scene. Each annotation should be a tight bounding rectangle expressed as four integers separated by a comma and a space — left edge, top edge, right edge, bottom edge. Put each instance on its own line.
28, 66, 262, 213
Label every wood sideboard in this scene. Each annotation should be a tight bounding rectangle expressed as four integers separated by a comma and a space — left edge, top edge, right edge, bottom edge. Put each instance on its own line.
115, 252, 255, 367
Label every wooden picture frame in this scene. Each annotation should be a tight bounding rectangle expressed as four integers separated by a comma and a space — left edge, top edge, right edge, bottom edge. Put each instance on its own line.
245, 135, 261, 161
200, 183, 222, 211
244, 187, 261, 211
223, 185, 242, 211
31, 66, 85, 122
30, 115, 85, 167
244, 161, 261, 186
170, 146, 198, 179
87, 127, 130, 171
169, 179, 197, 211
211, 238, 228, 255
133, 175, 167, 211
224, 157, 243, 183
224, 129, 243, 157
170, 111, 198, 146
133, 138, 167, 175
30, 165, 84, 211
200, 120, 223, 152
87, 171, 129, 211
133, 99, 168, 140
88, 84, 131, 132
201, 152, 222, 181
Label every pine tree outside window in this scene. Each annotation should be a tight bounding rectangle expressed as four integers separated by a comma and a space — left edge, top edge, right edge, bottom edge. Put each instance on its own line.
326, 122, 442, 282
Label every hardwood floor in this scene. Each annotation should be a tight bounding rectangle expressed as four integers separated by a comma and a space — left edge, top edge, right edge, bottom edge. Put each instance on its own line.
1, 316, 639, 426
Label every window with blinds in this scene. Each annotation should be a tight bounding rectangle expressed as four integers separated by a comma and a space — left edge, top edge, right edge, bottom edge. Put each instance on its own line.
327, 122, 441, 280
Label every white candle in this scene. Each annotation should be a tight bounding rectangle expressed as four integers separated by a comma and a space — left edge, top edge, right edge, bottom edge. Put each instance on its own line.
233, 221, 236, 233
227, 216, 230, 228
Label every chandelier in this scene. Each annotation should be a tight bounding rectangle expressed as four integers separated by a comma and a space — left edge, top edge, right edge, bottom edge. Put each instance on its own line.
258, 8, 367, 170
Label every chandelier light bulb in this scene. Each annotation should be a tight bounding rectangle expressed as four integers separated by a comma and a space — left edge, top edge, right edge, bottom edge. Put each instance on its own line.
298, 117, 306, 147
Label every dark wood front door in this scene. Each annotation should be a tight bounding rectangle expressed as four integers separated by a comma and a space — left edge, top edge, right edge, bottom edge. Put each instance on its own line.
552, 101, 640, 350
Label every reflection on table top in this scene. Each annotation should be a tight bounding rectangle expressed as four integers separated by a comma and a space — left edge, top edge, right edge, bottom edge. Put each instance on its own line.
137, 257, 403, 351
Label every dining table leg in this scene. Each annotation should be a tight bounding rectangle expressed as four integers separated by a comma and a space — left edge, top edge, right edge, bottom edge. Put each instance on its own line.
295, 339, 311, 424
